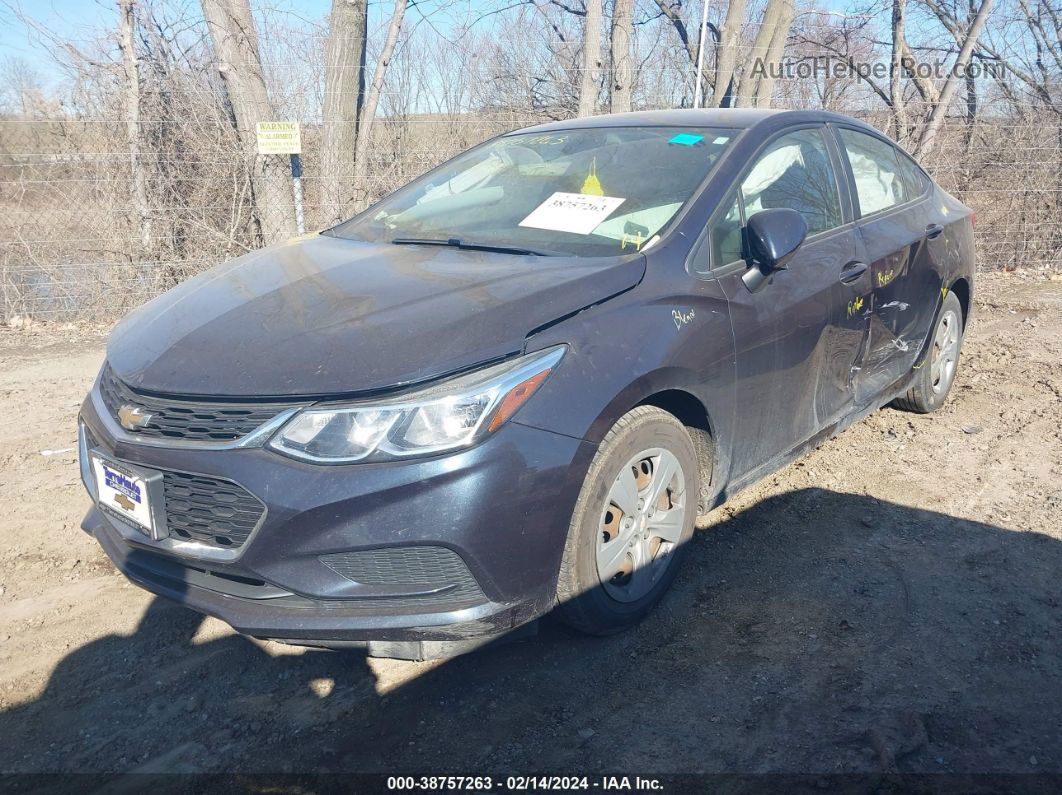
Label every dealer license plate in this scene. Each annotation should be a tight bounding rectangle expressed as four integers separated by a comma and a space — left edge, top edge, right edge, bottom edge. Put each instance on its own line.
92, 455, 154, 535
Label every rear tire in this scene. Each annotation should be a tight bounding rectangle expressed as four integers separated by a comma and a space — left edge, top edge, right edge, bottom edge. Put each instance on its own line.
554, 406, 698, 635
894, 291, 964, 413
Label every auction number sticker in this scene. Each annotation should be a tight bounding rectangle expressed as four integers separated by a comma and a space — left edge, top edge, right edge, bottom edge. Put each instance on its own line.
519, 192, 625, 236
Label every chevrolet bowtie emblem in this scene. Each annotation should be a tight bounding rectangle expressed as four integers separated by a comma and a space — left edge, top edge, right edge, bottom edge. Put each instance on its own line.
113, 493, 136, 512
117, 404, 153, 431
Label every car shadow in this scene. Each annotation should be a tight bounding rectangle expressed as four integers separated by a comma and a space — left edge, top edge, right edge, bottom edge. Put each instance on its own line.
3, 488, 1061, 781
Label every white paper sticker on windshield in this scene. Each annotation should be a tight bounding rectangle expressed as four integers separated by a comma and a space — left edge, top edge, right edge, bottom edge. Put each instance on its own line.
519, 192, 626, 236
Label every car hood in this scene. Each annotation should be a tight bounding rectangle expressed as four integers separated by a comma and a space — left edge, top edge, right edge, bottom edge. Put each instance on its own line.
107, 234, 645, 397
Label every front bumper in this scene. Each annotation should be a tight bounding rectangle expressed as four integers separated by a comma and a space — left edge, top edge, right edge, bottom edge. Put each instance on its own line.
80, 388, 594, 659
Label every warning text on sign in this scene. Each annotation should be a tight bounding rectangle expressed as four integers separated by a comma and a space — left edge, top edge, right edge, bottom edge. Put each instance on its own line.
256, 121, 302, 155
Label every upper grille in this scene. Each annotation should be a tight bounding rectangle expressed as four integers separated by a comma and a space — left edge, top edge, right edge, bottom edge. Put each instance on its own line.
99, 364, 294, 442
162, 470, 265, 549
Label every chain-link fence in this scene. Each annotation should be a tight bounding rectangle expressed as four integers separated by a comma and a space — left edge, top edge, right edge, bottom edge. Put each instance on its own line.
0, 111, 544, 321
2, 101, 1060, 322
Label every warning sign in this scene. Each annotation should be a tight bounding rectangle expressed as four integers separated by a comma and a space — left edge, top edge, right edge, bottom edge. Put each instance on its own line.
256, 121, 301, 155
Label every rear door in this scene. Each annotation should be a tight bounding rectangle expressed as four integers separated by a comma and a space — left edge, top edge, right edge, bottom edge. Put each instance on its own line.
835, 126, 941, 402
692, 125, 867, 481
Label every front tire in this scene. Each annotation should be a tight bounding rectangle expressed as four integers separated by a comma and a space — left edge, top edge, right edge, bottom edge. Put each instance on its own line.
554, 406, 698, 635
894, 291, 964, 414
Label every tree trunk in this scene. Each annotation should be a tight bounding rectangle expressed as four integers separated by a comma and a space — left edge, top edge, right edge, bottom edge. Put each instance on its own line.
901, 39, 940, 106
890, 0, 909, 141
578, 0, 603, 117
609, 0, 634, 113
711, 0, 747, 108
321, 0, 368, 225
735, 0, 794, 108
117, 0, 151, 251
752, 0, 796, 107
350, 0, 407, 209
914, 0, 994, 158
201, 0, 295, 245
958, 67, 978, 191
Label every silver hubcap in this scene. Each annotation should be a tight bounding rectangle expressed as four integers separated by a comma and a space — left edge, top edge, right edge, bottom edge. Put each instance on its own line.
596, 448, 687, 603
931, 309, 960, 394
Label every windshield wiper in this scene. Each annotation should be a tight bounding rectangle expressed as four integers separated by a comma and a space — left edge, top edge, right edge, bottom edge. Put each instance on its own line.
390, 237, 557, 257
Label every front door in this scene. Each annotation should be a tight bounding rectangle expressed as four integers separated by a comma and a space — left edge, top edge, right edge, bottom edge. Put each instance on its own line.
707, 126, 867, 481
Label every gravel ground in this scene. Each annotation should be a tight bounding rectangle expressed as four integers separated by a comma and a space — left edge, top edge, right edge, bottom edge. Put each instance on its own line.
0, 273, 1060, 778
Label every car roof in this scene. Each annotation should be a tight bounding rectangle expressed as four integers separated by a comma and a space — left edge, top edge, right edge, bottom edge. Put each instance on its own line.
507, 108, 880, 135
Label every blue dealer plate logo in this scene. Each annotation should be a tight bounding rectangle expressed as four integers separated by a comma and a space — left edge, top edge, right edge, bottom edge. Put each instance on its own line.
103, 467, 141, 504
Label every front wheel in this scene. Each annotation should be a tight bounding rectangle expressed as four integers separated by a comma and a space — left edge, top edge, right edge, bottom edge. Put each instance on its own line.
554, 406, 698, 635
894, 291, 964, 414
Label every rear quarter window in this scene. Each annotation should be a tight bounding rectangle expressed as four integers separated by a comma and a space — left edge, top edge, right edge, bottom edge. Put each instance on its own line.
896, 149, 931, 199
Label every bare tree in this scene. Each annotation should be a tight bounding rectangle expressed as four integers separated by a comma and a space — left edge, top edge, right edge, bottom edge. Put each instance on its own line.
201, 0, 295, 244
578, 0, 604, 116
756, 0, 796, 107
712, 0, 747, 107
785, 14, 871, 110
610, 0, 634, 112
0, 57, 49, 116
795, 5, 938, 114
117, 0, 151, 251
890, 0, 909, 139
735, 0, 796, 108
351, 0, 408, 208
321, 0, 368, 225
651, 0, 714, 103
914, 0, 994, 157
901, 37, 939, 106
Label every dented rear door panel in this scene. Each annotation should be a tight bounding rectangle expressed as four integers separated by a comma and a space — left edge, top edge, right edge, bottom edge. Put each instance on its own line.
855, 196, 942, 400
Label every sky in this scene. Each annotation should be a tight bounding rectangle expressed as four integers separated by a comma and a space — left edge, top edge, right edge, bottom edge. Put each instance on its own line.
0, 0, 335, 90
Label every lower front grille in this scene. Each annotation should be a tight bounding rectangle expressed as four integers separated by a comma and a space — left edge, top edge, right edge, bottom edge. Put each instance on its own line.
124, 548, 489, 615
162, 471, 265, 549
320, 546, 486, 607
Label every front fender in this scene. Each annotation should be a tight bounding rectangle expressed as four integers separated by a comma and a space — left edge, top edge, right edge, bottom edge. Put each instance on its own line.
515, 286, 737, 499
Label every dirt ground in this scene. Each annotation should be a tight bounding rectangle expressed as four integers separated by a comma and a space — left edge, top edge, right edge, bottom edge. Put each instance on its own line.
1, 273, 1060, 780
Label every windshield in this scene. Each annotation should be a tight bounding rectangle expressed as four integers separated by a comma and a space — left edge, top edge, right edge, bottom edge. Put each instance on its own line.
328, 126, 737, 257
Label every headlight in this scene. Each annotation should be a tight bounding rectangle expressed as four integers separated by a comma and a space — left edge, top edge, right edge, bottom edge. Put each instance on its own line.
268, 346, 566, 463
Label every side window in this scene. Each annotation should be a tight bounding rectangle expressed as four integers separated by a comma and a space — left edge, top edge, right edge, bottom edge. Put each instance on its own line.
896, 149, 930, 199
840, 129, 907, 215
740, 128, 842, 236
710, 191, 744, 268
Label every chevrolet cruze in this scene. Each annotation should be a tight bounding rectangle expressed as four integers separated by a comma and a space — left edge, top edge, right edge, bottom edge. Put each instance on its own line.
79, 109, 976, 660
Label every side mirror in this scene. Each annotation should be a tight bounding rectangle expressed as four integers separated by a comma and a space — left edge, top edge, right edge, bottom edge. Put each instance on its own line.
741, 209, 808, 293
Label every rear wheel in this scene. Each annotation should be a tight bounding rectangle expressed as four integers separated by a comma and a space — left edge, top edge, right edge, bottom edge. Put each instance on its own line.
894, 291, 964, 413
554, 406, 698, 635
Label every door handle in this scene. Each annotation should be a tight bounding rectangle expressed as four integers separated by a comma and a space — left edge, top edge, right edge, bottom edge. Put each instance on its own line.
839, 260, 869, 284
926, 223, 944, 239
